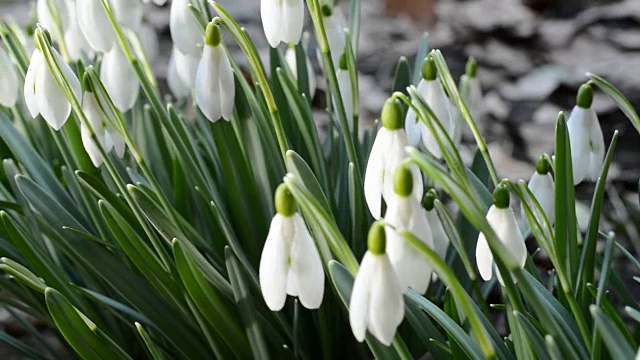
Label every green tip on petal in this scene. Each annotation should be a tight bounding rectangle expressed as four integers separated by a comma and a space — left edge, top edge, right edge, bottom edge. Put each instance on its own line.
275, 184, 296, 217
423, 188, 438, 211
576, 83, 593, 109
321, 3, 333, 17
421, 56, 437, 81
535, 156, 550, 175
82, 73, 94, 93
205, 22, 222, 47
493, 184, 510, 209
339, 52, 348, 71
393, 165, 413, 197
367, 221, 386, 255
465, 57, 477, 78
381, 98, 404, 130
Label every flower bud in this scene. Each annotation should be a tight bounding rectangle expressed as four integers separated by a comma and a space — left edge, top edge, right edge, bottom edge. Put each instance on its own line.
465, 57, 477, 78
576, 83, 593, 109
423, 189, 437, 211
393, 165, 413, 198
367, 222, 386, 255
339, 52, 348, 71
381, 98, 404, 131
205, 23, 222, 48
535, 156, 550, 175
275, 184, 296, 217
421, 56, 437, 81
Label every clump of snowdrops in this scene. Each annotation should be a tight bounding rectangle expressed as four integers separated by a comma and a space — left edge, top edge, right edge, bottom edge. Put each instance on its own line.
0, 0, 639, 359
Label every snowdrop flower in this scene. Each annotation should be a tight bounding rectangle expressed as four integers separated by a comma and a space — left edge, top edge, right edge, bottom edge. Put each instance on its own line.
111, 0, 143, 31
170, 0, 203, 56
523, 156, 555, 226
476, 184, 527, 286
320, 3, 346, 68
334, 54, 353, 129
384, 166, 434, 294
459, 57, 482, 135
365, 98, 423, 219
350, 221, 404, 346
100, 44, 139, 112
137, 23, 159, 60
167, 50, 191, 99
64, 0, 93, 61
174, 47, 200, 88
567, 84, 605, 185
423, 189, 449, 260
196, 23, 235, 122
24, 38, 82, 130
261, 0, 304, 48
405, 57, 455, 156
37, 0, 69, 41
77, 0, 117, 52
0, 46, 19, 108
284, 35, 316, 98
80, 85, 125, 166
142, 0, 168, 5
259, 184, 325, 311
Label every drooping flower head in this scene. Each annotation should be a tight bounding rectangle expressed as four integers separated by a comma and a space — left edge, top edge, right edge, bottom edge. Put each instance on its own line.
196, 22, 235, 122
423, 189, 449, 260
384, 165, 434, 294
459, 57, 482, 131
0, 45, 19, 108
365, 98, 423, 219
319, 3, 346, 68
259, 184, 325, 311
170, 0, 204, 56
475, 183, 527, 286
567, 83, 605, 185
405, 56, 456, 155
523, 156, 555, 227
24, 30, 82, 130
284, 33, 317, 99
261, 0, 304, 48
100, 43, 140, 112
334, 52, 354, 129
349, 221, 404, 346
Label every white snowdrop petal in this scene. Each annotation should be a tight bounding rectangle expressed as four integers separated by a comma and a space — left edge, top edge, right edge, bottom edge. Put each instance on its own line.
567, 106, 592, 185
77, 0, 116, 52
527, 172, 555, 226
82, 92, 107, 135
217, 47, 235, 121
0, 46, 19, 108
64, 0, 93, 61
475, 232, 493, 281
170, 0, 204, 56
137, 23, 160, 60
36, 53, 71, 130
81, 124, 104, 167
167, 50, 191, 99
281, 0, 304, 44
586, 111, 605, 181
420, 79, 452, 159
289, 214, 324, 309
364, 128, 389, 219
37, 0, 69, 40
488, 206, 527, 270
24, 50, 42, 117
261, 0, 283, 48
110, 130, 126, 158
53, 49, 82, 104
323, 9, 346, 66
259, 215, 291, 311
174, 48, 200, 88
349, 252, 375, 342
196, 46, 222, 122
100, 45, 139, 112
404, 109, 421, 147
381, 131, 412, 203
367, 255, 404, 346
426, 210, 449, 260
111, 0, 143, 31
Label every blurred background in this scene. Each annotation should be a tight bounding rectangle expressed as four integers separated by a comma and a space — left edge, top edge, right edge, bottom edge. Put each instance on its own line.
1, 0, 639, 358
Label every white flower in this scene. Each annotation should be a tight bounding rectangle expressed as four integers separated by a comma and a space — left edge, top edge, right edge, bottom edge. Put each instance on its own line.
195, 23, 235, 122
365, 99, 423, 219
170, 0, 204, 56
350, 222, 404, 346
334, 67, 353, 129
37, 0, 69, 41
567, 84, 605, 185
523, 158, 555, 226
24, 47, 81, 130
476, 186, 527, 286
260, 0, 304, 48
384, 166, 434, 294
259, 185, 324, 311
0, 46, 19, 108
81, 91, 125, 167
100, 44, 139, 112
167, 49, 191, 99
137, 23, 159, 60
142, 0, 168, 5
64, 0, 93, 61
174, 47, 200, 88
423, 191, 449, 260
321, 5, 346, 68
284, 35, 316, 98
77, 0, 117, 53
111, 0, 143, 31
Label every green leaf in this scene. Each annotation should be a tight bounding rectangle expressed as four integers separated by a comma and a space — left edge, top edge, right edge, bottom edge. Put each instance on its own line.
588, 73, 640, 134
412, 33, 429, 84
513, 311, 550, 360
392, 57, 412, 96
0, 257, 47, 293
135, 322, 167, 360
591, 305, 636, 360
45, 287, 133, 360
0, 332, 49, 360
224, 247, 270, 360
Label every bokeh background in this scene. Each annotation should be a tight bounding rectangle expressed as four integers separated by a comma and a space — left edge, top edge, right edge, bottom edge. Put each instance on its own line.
1, 0, 639, 358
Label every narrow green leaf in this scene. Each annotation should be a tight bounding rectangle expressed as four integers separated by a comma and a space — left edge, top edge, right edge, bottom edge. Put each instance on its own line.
591, 305, 636, 360
588, 73, 640, 134
135, 322, 166, 360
